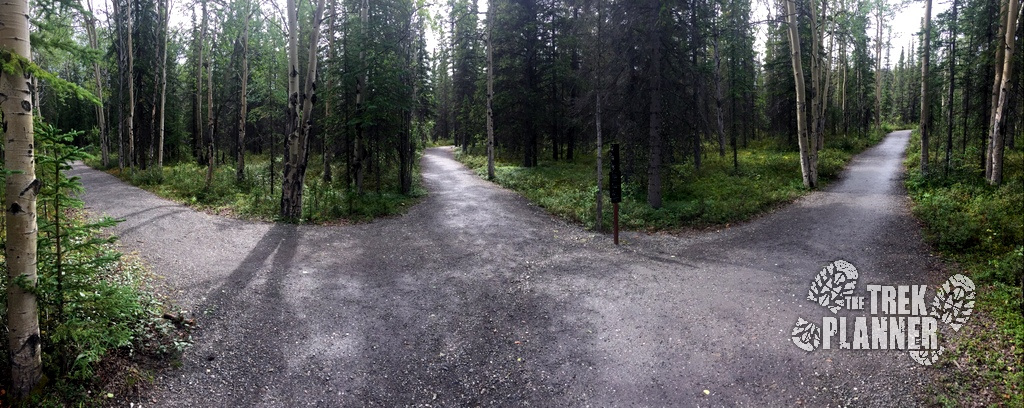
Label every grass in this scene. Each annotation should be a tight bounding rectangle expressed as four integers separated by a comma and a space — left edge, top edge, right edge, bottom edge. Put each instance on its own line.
85, 154, 426, 224
457, 128, 891, 232
902, 130, 1024, 407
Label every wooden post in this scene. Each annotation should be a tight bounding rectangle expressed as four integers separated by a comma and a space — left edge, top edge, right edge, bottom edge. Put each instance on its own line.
614, 203, 619, 245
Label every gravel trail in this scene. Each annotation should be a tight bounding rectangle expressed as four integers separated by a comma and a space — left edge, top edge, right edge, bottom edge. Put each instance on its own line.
73, 130, 946, 406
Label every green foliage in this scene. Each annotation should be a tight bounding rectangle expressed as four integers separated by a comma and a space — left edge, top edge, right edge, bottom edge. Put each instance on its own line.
2, 123, 188, 405
928, 281, 1024, 407
905, 131, 1024, 287
904, 130, 1024, 405
0, 49, 99, 106
457, 130, 886, 231
87, 154, 425, 224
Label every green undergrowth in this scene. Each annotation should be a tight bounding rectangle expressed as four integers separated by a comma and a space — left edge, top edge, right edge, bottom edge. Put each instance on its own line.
457, 128, 889, 232
426, 137, 455, 148
903, 130, 1024, 407
2, 123, 190, 406
85, 154, 426, 224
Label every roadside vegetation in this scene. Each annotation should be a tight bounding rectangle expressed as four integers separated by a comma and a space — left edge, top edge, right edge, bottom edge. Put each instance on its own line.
84, 154, 426, 224
902, 130, 1024, 407
2, 124, 190, 406
457, 127, 896, 231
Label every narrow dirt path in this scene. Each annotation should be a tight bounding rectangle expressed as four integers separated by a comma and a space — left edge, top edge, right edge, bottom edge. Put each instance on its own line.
73, 130, 945, 406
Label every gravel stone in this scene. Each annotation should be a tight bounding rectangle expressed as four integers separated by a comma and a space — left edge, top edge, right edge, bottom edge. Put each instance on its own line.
72, 130, 943, 406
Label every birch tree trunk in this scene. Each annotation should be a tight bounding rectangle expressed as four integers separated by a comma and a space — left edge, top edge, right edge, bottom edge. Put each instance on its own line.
195, 0, 207, 165
280, 0, 327, 219
782, 0, 815, 187
1, 0, 43, 396
988, 0, 1021, 185
594, 0, 604, 231
158, 0, 171, 168
920, 0, 932, 175
323, 0, 337, 183
127, 0, 136, 169
987, 0, 1010, 179
809, 0, 826, 161
237, 0, 251, 182
85, 0, 109, 167
785, 0, 816, 188
116, 0, 124, 169
874, 4, 884, 132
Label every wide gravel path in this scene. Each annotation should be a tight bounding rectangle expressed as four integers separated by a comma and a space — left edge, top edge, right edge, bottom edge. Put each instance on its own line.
73, 130, 945, 406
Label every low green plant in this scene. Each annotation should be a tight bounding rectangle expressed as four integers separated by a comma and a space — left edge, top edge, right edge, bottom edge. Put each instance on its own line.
2, 122, 189, 406
457, 129, 889, 231
904, 129, 1023, 405
89, 153, 426, 223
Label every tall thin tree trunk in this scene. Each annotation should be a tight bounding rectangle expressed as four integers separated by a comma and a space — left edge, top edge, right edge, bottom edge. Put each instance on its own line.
205, 31, 216, 187
127, 0, 136, 169
646, 2, 664, 209
281, 0, 327, 219
963, 37, 973, 156
809, 0, 827, 161
147, 25, 159, 169
237, 0, 251, 182
550, 19, 560, 161
875, 5, 884, 132
946, 0, 957, 176
713, 26, 727, 158
786, 0, 816, 188
691, 0, 702, 170
1, 0, 43, 396
86, 0, 109, 167
158, 0, 171, 168
115, 0, 125, 170
988, 0, 1021, 185
595, 0, 603, 231
196, 1, 206, 164
920, 0, 932, 176
354, 0, 369, 194
323, 0, 337, 183
399, 12, 418, 195
487, 0, 496, 180
987, 0, 1010, 179
841, 40, 848, 135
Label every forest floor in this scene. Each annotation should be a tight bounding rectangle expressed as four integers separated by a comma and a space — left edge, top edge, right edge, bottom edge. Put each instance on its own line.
73, 130, 960, 406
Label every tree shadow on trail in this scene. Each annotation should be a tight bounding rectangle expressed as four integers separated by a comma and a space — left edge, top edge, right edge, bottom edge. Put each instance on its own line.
182, 223, 305, 406
313, 239, 601, 406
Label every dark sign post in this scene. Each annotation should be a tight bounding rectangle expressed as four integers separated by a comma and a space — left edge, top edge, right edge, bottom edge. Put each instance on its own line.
609, 144, 622, 245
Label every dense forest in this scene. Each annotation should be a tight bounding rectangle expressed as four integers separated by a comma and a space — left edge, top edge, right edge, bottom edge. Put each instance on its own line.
2, 0, 1023, 402
16, 0, 1022, 218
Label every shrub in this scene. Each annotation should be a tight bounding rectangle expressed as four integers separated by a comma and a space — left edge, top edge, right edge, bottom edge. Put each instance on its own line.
2, 122, 188, 405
